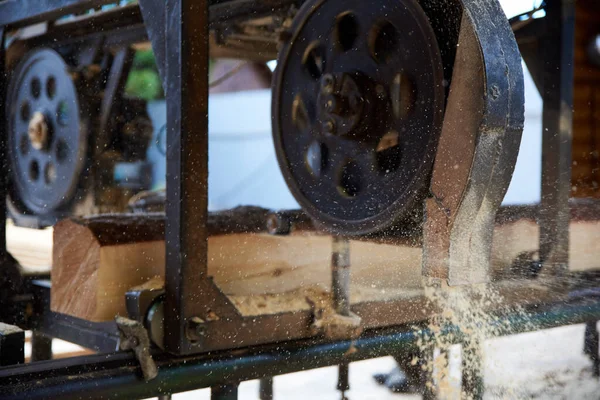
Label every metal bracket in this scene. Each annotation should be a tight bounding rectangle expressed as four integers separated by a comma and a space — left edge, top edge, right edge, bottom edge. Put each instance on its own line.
422, 0, 525, 286
0, 322, 24, 366
307, 296, 362, 341
115, 316, 158, 381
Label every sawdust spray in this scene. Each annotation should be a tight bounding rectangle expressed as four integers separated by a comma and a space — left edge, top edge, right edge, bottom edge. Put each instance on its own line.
415, 280, 533, 399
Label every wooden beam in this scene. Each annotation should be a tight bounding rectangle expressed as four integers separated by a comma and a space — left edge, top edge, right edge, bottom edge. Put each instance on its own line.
50, 202, 600, 322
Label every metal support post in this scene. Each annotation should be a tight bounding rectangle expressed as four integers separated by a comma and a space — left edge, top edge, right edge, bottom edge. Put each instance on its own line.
31, 332, 53, 362
332, 237, 351, 399
162, 0, 222, 355
211, 383, 239, 400
259, 377, 273, 400
0, 323, 24, 366
0, 27, 8, 261
539, 0, 575, 274
337, 362, 350, 400
584, 321, 600, 377
461, 344, 484, 400
332, 237, 351, 317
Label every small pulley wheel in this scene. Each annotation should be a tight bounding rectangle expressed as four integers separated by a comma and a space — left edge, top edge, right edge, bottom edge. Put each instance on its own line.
272, 0, 445, 235
6, 48, 87, 217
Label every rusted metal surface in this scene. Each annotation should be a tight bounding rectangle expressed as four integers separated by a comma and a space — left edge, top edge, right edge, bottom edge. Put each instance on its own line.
423, 0, 525, 286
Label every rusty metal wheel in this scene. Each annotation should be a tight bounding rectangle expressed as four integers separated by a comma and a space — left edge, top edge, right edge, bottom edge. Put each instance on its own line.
272, 0, 446, 235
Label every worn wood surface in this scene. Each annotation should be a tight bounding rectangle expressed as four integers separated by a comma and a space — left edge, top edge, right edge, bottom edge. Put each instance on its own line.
46, 202, 600, 322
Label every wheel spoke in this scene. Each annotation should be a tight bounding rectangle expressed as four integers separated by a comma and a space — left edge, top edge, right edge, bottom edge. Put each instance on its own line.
303, 41, 327, 80
292, 93, 312, 133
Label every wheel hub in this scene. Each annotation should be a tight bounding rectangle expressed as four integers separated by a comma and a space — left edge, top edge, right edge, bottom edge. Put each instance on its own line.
28, 111, 50, 150
272, 0, 446, 234
317, 73, 365, 139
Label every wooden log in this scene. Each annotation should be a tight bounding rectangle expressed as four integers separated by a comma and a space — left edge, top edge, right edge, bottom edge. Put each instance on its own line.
51, 201, 600, 322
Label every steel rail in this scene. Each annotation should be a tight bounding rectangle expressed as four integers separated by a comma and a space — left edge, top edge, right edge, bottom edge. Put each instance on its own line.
1, 296, 600, 399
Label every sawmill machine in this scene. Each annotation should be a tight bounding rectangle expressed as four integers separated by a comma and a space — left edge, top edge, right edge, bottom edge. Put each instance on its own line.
0, 0, 599, 399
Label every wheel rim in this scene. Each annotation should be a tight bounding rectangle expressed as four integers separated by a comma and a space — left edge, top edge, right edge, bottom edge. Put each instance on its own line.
273, 0, 446, 235
7, 48, 86, 215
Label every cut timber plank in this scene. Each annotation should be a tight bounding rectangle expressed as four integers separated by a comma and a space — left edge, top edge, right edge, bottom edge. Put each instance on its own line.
51, 202, 600, 322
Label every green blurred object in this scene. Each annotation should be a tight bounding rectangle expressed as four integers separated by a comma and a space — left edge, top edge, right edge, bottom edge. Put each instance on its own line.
124, 49, 215, 100
125, 50, 163, 100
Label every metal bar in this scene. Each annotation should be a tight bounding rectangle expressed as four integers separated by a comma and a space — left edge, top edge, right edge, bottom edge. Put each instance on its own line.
31, 332, 53, 362
0, 0, 115, 28
539, 0, 575, 274
98, 47, 135, 152
0, 323, 24, 366
162, 0, 239, 355
0, 27, 7, 256
584, 321, 599, 377
258, 377, 273, 400
461, 345, 484, 400
3, 297, 600, 399
337, 362, 349, 400
32, 281, 120, 353
331, 237, 350, 316
211, 383, 239, 400
163, 0, 210, 355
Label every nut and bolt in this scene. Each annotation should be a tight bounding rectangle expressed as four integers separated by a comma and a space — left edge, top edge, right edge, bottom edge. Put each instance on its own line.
321, 74, 335, 93
323, 119, 336, 134
267, 213, 292, 235
186, 317, 206, 344
28, 111, 49, 150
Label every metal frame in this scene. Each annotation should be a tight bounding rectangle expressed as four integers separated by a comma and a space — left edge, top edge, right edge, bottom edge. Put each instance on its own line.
0, 0, 596, 398
539, 0, 575, 275
3, 294, 600, 399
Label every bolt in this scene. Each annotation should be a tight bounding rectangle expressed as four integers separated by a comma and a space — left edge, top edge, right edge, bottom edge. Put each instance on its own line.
321, 74, 335, 93
186, 317, 206, 343
28, 111, 49, 150
325, 99, 335, 113
323, 119, 336, 134
375, 84, 386, 98
267, 213, 291, 235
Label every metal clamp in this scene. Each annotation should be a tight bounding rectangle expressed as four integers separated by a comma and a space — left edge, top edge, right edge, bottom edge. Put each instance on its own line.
306, 294, 362, 341
115, 316, 158, 381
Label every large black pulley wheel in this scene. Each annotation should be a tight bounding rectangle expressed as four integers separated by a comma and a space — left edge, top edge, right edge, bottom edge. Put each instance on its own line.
7, 48, 87, 219
273, 0, 446, 235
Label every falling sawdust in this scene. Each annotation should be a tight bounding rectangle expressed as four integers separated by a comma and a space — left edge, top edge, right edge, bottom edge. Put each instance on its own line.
415, 280, 534, 399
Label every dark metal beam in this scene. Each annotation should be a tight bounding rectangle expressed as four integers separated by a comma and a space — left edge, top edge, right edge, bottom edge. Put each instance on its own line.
0, 0, 115, 29
163, 0, 210, 355
0, 27, 6, 256
3, 297, 600, 400
161, 0, 238, 355
539, 0, 575, 274
32, 281, 120, 353
31, 332, 53, 362
0, 323, 24, 366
